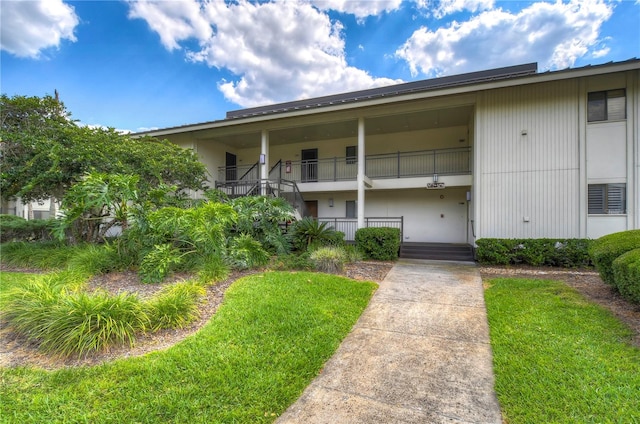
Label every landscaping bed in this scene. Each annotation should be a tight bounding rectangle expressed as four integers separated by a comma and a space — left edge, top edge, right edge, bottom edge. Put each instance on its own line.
0, 261, 393, 370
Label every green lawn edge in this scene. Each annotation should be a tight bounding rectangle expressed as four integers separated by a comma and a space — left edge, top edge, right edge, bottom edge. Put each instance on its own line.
485, 277, 640, 423
0, 271, 377, 423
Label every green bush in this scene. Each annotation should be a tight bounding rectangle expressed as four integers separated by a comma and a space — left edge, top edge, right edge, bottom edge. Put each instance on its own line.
66, 243, 122, 275
0, 241, 80, 269
354, 227, 400, 261
289, 217, 339, 251
612, 248, 640, 304
476, 238, 593, 267
147, 281, 205, 330
310, 246, 346, 274
269, 252, 314, 271
0, 215, 56, 242
196, 255, 230, 285
0, 274, 149, 357
589, 230, 640, 285
227, 234, 270, 270
139, 243, 182, 284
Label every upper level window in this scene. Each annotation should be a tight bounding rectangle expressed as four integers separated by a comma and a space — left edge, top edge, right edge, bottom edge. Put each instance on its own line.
588, 183, 626, 214
588, 89, 626, 122
346, 146, 357, 164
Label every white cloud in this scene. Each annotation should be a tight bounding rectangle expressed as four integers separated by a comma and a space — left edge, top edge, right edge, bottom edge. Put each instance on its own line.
0, 0, 79, 58
128, 0, 399, 107
309, 0, 403, 20
396, 0, 614, 77
418, 0, 495, 18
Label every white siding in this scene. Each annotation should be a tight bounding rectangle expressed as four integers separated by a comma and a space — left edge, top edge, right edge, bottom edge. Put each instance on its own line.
476, 80, 580, 238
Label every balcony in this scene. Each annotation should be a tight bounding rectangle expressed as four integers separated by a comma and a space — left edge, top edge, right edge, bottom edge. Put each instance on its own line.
217, 146, 471, 184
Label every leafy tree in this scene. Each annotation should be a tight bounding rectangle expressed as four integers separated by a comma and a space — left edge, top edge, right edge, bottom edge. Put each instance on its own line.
0, 94, 208, 203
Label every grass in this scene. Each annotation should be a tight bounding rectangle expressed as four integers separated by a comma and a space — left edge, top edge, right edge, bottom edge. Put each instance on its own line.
485, 278, 640, 423
0, 271, 377, 423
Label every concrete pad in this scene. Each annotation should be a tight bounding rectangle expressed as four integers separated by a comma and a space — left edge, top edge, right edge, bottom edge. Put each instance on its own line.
276, 260, 502, 424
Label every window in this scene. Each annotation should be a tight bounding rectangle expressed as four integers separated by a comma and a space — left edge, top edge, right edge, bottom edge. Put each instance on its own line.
346, 200, 357, 218
588, 89, 626, 122
346, 145, 357, 164
588, 184, 626, 214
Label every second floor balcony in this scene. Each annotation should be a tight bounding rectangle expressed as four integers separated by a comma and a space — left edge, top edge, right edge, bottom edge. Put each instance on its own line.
217, 146, 471, 184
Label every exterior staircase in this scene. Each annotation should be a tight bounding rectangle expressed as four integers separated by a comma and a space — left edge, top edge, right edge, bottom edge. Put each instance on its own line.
399, 242, 475, 262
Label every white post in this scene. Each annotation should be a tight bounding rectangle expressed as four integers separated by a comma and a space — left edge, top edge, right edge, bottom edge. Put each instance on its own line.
357, 117, 365, 229
261, 129, 269, 195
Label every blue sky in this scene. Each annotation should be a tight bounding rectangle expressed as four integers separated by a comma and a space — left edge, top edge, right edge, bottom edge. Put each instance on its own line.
1, 0, 639, 132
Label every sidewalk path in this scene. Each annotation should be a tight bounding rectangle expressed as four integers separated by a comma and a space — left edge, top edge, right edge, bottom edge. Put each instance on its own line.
277, 259, 502, 423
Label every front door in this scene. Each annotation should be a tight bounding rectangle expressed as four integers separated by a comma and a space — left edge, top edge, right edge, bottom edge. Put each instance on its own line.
301, 149, 318, 182
226, 152, 237, 181
304, 200, 318, 218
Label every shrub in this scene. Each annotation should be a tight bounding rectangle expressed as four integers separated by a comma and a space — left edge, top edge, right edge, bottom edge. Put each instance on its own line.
147, 281, 206, 330
310, 247, 346, 274
196, 255, 230, 285
612, 248, 640, 304
354, 227, 400, 261
227, 234, 270, 270
139, 243, 182, 284
0, 275, 149, 357
289, 217, 339, 251
269, 252, 313, 271
0, 215, 56, 242
42, 291, 149, 356
0, 241, 80, 269
476, 238, 593, 267
66, 243, 122, 275
589, 230, 640, 285
343, 244, 364, 263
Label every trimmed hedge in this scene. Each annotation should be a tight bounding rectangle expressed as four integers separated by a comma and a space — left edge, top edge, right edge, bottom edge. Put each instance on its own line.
589, 230, 640, 285
0, 214, 56, 242
355, 227, 400, 261
476, 238, 593, 267
612, 248, 640, 304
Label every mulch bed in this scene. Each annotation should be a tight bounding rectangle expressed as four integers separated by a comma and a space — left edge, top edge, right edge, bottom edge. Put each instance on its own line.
2, 262, 638, 369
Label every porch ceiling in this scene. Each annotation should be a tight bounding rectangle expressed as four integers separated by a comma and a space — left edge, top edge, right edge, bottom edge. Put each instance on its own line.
198, 105, 473, 148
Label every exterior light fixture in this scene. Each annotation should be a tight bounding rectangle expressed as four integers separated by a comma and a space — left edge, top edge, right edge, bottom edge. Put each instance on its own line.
259, 154, 266, 164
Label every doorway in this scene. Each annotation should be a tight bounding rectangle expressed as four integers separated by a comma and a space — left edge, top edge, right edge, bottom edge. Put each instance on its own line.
301, 149, 318, 182
305, 200, 318, 218
225, 152, 237, 181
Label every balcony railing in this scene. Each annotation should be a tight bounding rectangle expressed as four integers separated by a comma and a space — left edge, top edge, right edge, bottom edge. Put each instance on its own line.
318, 217, 403, 242
217, 147, 471, 183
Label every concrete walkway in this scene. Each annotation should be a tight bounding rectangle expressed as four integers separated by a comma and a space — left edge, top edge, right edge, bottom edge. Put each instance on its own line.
277, 259, 502, 424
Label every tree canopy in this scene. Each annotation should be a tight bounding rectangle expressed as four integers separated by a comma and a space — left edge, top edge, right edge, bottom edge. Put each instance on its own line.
0, 94, 208, 202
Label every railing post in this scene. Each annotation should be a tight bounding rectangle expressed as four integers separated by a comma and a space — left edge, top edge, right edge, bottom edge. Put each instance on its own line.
397, 151, 400, 178
433, 150, 437, 176
334, 157, 337, 181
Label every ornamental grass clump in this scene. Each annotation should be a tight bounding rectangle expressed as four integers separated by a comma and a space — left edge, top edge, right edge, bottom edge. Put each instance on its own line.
1, 273, 149, 357
146, 281, 206, 330
310, 246, 346, 274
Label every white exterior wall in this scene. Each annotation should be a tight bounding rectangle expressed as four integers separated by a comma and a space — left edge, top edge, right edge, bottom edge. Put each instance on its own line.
475, 80, 581, 238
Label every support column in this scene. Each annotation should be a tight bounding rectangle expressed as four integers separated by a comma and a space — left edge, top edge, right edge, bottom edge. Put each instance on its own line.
357, 117, 365, 229
261, 130, 269, 195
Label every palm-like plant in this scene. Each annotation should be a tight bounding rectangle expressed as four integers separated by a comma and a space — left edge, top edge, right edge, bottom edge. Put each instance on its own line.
290, 217, 339, 251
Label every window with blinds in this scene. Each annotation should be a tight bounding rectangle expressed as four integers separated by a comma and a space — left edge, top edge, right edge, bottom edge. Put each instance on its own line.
588, 183, 626, 214
587, 89, 626, 122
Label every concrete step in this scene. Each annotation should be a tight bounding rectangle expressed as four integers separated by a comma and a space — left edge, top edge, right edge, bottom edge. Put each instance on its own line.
399, 243, 474, 262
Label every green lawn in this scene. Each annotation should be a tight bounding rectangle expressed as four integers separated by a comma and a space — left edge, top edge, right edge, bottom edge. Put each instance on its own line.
485, 278, 640, 423
0, 271, 377, 423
